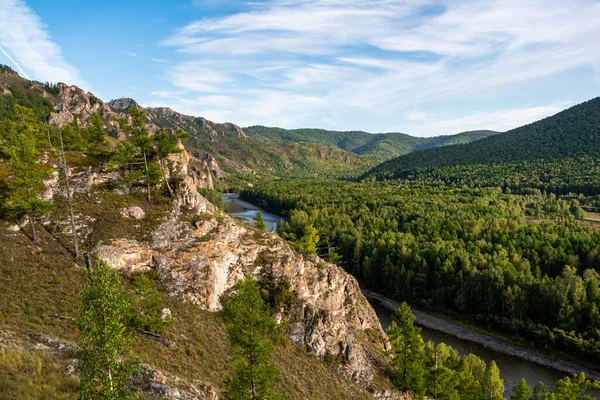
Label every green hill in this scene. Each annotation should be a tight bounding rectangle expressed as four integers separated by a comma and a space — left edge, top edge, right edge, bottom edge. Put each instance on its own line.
362, 98, 600, 194
245, 125, 498, 161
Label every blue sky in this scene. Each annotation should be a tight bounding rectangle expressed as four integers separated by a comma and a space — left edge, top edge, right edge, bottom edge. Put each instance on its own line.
1, 0, 599, 136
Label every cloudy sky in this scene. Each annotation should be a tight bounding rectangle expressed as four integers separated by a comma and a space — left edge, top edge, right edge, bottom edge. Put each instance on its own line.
1, 0, 599, 136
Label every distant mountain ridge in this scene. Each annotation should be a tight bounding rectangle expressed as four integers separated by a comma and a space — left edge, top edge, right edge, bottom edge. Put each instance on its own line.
245, 126, 499, 161
361, 97, 600, 193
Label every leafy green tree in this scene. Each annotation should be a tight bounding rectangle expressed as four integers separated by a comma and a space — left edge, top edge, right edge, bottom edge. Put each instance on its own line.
511, 378, 531, 400
76, 260, 140, 399
254, 211, 266, 230
483, 361, 504, 400
2, 109, 54, 241
387, 302, 426, 399
222, 276, 287, 400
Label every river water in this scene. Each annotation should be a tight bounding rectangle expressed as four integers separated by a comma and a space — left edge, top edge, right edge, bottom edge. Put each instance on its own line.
222, 195, 599, 398
222, 193, 282, 232
371, 299, 599, 397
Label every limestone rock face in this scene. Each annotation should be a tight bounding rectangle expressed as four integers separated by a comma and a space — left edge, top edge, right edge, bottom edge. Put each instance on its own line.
92, 239, 153, 272
90, 144, 392, 388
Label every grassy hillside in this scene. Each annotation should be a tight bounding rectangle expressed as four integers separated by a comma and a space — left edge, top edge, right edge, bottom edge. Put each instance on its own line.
245, 125, 498, 161
362, 98, 600, 194
0, 161, 380, 399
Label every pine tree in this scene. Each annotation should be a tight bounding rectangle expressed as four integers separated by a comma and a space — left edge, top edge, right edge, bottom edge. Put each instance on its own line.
88, 112, 107, 148
532, 381, 549, 400
511, 378, 532, 400
113, 106, 159, 201
254, 211, 266, 230
483, 361, 504, 400
57, 124, 79, 257
2, 107, 54, 241
387, 302, 426, 399
76, 260, 140, 399
222, 276, 287, 400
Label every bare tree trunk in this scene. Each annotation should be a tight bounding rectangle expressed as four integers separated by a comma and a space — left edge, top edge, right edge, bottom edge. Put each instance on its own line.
158, 156, 174, 197
29, 214, 36, 242
59, 129, 79, 257
142, 150, 151, 202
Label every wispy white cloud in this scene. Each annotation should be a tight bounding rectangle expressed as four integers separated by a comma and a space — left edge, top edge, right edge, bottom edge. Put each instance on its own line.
0, 0, 88, 88
124, 51, 138, 57
155, 0, 600, 135
397, 103, 574, 136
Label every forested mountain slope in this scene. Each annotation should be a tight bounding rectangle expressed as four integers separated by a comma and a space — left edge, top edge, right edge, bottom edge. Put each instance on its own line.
245, 125, 498, 161
0, 66, 375, 182
363, 98, 600, 191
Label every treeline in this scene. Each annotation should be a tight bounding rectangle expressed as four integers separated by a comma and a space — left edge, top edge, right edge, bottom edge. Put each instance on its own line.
364, 156, 600, 196
242, 180, 600, 367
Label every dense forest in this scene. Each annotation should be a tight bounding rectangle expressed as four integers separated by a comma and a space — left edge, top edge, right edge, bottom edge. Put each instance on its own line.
243, 179, 600, 368
363, 97, 600, 182
246, 125, 497, 161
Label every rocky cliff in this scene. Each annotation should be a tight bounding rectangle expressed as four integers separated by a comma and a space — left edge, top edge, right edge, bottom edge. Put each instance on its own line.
79, 145, 397, 396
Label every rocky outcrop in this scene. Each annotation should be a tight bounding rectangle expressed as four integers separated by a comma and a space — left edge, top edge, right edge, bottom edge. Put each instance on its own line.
93, 239, 153, 272
108, 97, 140, 111
49, 83, 114, 128
194, 152, 226, 179
221, 122, 247, 138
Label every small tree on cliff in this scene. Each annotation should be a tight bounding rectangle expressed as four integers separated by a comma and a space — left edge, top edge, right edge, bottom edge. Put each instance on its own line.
153, 128, 188, 197
254, 211, 266, 230
1, 105, 54, 241
76, 260, 140, 399
222, 276, 287, 400
112, 106, 161, 201
387, 302, 426, 399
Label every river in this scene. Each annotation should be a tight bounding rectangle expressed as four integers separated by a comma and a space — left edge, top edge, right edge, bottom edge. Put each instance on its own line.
222, 193, 282, 232
223, 195, 600, 397
368, 293, 600, 397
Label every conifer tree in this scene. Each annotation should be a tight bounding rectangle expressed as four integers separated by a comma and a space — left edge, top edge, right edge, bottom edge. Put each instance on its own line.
88, 112, 107, 148
387, 302, 426, 399
2, 106, 54, 241
483, 361, 504, 400
113, 106, 158, 201
254, 211, 266, 230
532, 381, 549, 400
511, 378, 531, 400
222, 276, 287, 400
76, 260, 140, 399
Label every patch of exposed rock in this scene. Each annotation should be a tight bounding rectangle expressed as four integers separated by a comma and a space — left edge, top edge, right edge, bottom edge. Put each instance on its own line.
120, 206, 146, 219
133, 365, 219, 400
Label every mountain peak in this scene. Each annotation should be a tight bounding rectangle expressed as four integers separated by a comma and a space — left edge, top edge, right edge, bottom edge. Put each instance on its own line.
108, 97, 140, 111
